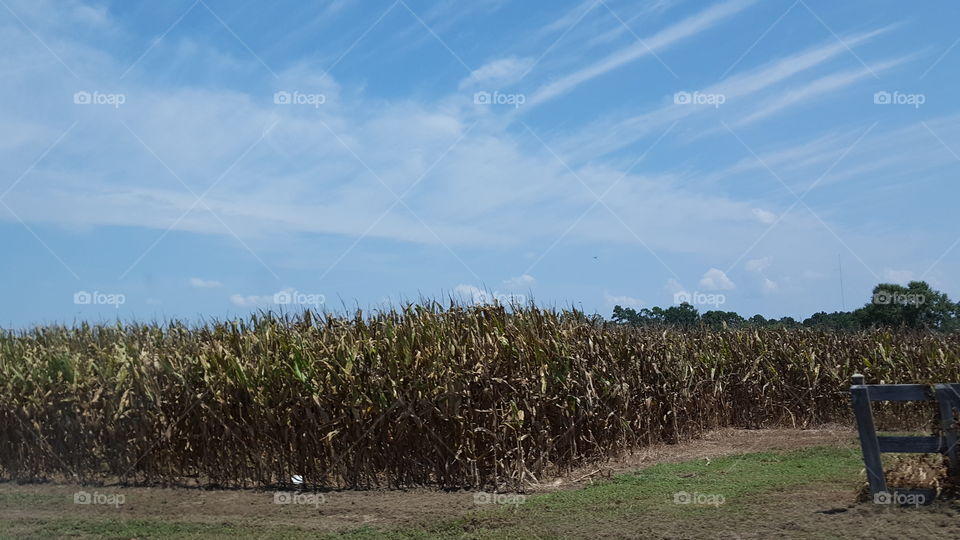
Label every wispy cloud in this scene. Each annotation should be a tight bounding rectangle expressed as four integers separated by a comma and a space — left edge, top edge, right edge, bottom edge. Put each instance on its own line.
1, 0, 955, 324
527, 0, 756, 107
459, 56, 534, 89
752, 208, 777, 224
605, 293, 644, 308
503, 274, 536, 289
190, 277, 222, 288
583, 0, 682, 49
733, 55, 913, 126
882, 269, 914, 284
558, 25, 896, 160
534, 0, 600, 39
230, 293, 274, 306
745, 257, 771, 272
453, 284, 526, 304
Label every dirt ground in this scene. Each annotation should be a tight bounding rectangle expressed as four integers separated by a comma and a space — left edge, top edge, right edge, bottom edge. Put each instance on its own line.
0, 428, 862, 536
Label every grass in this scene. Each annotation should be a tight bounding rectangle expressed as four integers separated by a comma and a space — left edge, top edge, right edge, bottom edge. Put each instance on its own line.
388, 446, 865, 539
0, 447, 868, 539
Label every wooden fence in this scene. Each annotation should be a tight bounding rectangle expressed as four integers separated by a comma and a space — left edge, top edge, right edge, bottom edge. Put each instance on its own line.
850, 374, 960, 498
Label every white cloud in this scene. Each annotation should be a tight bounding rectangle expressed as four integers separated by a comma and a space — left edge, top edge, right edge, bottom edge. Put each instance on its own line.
453, 284, 525, 305
605, 293, 644, 309
558, 26, 894, 161
699, 268, 735, 290
0, 10, 915, 274
230, 293, 275, 307
190, 277, 223, 288
744, 258, 776, 292
453, 284, 485, 299
230, 288, 324, 307
882, 269, 914, 284
528, 0, 755, 106
71, 3, 111, 26
734, 56, 912, 126
583, 1, 683, 48
665, 278, 685, 293
762, 277, 778, 292
502, 274, 536, 289
745, 257, 772, 272
0, 4, 943, 323
459, 56, 534, 90
533, 0, 599, 39
752, 208, 777, 224
229, 288, 287, 307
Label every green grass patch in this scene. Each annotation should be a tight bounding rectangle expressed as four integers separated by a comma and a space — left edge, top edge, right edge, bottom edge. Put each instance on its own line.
332, 446, 865, 539
0, 491, 65, 508
522, 446, 861, 514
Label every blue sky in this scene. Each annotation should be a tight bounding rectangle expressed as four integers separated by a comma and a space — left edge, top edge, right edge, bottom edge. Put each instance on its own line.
2, 0, 959, 327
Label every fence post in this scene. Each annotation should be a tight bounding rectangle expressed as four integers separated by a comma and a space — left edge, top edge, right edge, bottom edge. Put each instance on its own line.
935, 384, 960, 478
850, 374, 886, 495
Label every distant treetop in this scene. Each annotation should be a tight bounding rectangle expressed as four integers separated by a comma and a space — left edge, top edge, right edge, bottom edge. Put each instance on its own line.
611, 281, 960, 331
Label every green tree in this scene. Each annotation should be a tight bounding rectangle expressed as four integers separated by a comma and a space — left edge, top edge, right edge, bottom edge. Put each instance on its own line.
702, 310, 745, 329
611, 305, 642, 325
802, 311, 859, 329
857, 281, 958, 330
611, 281, 957, 331
661, 303, 700, 326
611, 304, 700, 326
777, 316, 799, 327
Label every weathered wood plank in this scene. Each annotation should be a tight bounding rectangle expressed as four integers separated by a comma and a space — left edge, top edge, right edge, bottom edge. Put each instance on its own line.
861, 384, 933, 402
877, 436, 943, 453
851, 378, 887, 495
935, 384, 960, 477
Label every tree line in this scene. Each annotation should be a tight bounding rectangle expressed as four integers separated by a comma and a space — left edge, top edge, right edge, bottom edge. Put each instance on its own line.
611, 281, 960, 331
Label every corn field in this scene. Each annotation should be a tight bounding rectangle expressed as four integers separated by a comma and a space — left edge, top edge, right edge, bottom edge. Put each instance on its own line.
1, 303, 958, 489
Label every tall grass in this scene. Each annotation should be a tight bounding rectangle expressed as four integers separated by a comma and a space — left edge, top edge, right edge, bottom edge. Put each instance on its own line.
1, 303, 957, 489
